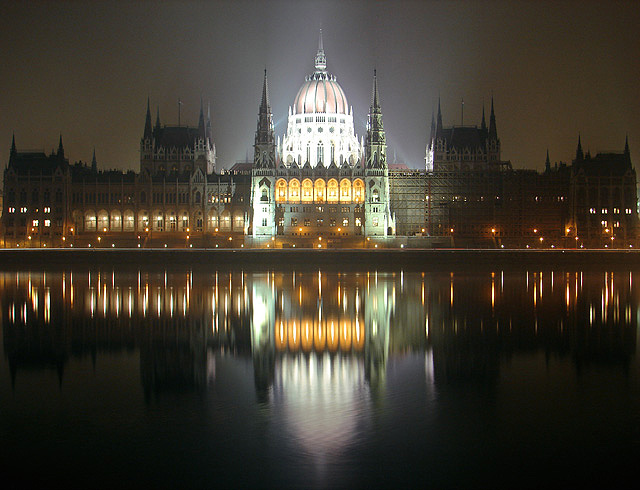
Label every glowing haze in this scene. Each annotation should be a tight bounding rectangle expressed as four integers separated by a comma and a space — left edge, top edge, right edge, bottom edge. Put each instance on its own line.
0, 0, 638, 172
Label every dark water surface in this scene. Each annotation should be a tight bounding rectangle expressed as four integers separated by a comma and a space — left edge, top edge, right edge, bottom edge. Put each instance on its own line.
1, 259, 638, 488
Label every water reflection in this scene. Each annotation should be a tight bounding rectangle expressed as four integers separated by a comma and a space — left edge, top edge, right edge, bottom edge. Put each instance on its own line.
1, 266, 637, 487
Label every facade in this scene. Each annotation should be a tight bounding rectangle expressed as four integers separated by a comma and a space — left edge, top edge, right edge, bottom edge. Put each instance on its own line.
1, 36, 637, 249
249, 35, 395, 247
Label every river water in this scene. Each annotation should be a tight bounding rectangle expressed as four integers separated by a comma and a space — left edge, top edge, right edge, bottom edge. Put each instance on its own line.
0, 262, 637, 488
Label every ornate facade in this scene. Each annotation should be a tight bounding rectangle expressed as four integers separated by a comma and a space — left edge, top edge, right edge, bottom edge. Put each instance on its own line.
250, 34, 395, 246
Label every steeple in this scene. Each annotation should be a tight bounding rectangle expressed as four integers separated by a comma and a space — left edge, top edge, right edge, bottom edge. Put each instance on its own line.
57, 134, 64, 159
206, 102, 213, 142
144, 97, 153, 139
254, 69, 275, 168
624, 134, 630, 163
91, 148, 97, 172
314, 29, 327, 72
429, 111, 436, 145
545, 149, 551, 173
481, 103, 487, 132
576, 134, 584, 161
198, 97, 206, 138
488, 97, 497, 140
365, 69, 386, 168
10, 133, 16, 155
435, 97, 443, 139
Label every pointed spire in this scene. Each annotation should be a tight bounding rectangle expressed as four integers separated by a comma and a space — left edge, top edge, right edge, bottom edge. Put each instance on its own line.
144, 97, 153, 138
481, 103, 487, 131
91, 148, 97, 172
155, 106, 161, 130
198, 97, 206, 137
488, 97, 497, 140
429, 111, 436, 144
57, 134, 64, 158
576, 133, 584, 161
260, 68, 271, 112
624, 134, 630, 156
314, 29, 327, 72
206, 101, 213, 141
435, 97, 443, 139
545, 149, 551, 172
371, 69, 381, 112
10, 133, 16, 155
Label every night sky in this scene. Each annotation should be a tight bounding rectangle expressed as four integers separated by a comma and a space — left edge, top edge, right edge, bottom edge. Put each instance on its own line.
1, 0, 638, 174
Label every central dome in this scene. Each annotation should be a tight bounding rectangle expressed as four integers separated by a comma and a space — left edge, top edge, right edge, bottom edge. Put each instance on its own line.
294, 75, 348, 115
292, 30, 348, 115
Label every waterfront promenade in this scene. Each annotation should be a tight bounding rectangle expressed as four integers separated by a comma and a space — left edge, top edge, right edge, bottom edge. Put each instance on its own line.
2, 248, 640, 271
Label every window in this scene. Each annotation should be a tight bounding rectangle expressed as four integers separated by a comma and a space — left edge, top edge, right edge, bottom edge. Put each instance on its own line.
589, 208, 596, 214
329, 218, 336, 227
44, 219, 51, 227
262, 218, 268, 226
602, 208, 608, 214
304, 219, 311, 227
355, 217, 361, 227
291, 218, 298, 226
317, 218, 323, 227
626, 208, 632, 214
8, 207, 15, 213
613, 208, 620, 214
343, 218, 349, 227
373, 217, 379, 227
44, 207, 51, 213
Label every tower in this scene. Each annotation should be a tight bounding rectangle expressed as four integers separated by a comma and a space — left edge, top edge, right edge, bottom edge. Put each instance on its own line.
251, 69, 277, 238
364, 70, 395, 236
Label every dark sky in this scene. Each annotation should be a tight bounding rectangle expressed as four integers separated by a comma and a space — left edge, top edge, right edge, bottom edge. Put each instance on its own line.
1, 0, 638, 173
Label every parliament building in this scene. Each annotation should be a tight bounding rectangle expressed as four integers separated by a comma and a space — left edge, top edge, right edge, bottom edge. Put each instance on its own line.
2, 34, 637, 249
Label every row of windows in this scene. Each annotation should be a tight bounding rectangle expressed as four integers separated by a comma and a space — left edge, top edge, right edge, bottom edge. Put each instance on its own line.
298, 116, 342, 124
273, 178, 377, 204
286, 217, 357, 228
284, 206, 361, 213
589, 208, 633, 214
5, 189, 63, 205
7, 206, 55, 214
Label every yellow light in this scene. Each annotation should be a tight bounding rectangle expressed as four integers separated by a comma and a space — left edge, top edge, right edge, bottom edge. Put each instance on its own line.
186, 228, 190, 232
97, 236, 101, 242
145, 227, 149, 232
103, 227, 107, 232
228, 236, 232, 241
337, 227, 341, 232
539, 237, 544, 242
62, 237, 66, 241
491, 228, 496, 234
318, 244, 321, 248
318, 236, 322, 241
186, 235, 190, 239
450, 228, 454, 233
299, 227, 302, 232
533, 228, 538, 233
566, 228, 571, 234
70, 228, 74, 233
215, 227, 219, 232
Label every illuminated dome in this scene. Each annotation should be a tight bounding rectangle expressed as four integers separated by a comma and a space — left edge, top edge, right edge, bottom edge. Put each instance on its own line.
293, 75, 348, 115
280, 31, 363, 168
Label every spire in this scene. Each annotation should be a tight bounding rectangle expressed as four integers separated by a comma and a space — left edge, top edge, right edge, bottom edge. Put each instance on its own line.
155, 106, 161, 130
545, 149, 551, 172
371, 69, 381, 113
57, 134, 64, 159
576, 133, 584, 161
91, 148, 97, 172
206, 102, 213, 142
198, 97, 206, 137
144, 97, 153, 139
624, 134, 630, 161
254, 69, 275, 168
365, 69, 386, 169
488, 97, 497, 140
481, 103, 487, 132
260, 68, 271, 113
435, 97, 443, 139
10, 133, 16, 155
314, 29, 327, 72
429, 111, 436, 144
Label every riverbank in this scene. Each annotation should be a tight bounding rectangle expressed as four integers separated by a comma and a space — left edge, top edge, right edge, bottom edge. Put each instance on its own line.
2, 248, 640, 272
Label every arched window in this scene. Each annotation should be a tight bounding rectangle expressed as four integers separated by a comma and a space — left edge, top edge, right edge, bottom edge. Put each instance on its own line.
301, 179, 313, 203
339, 179, 352, 203
317, 142, 324, 165
327, 179, 339, 203
314, 179, 326, 203
353, 179, 364, 203
276, 179, 287, 203
288, 179, 300, 203
195, 191, 201, 203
